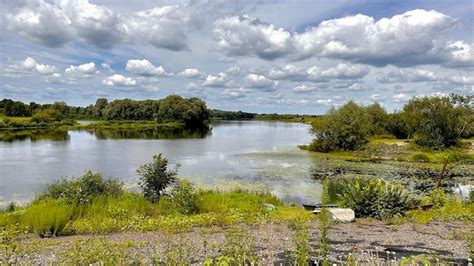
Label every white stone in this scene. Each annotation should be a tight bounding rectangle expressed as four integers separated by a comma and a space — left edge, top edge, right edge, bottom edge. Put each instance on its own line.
313, 208, 355, 222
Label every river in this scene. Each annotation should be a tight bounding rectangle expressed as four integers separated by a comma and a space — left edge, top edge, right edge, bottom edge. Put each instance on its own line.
0, 121, 321, 205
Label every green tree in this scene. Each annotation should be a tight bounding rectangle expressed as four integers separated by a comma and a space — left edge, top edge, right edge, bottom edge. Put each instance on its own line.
365, 102, 389, 135
94, 98, 108, 118
31, 106, 65, 123
158, 95, 209, 125
137, 154, 179, 203
310, 101, 371, 152
402, 96, 466, 148
1, 99, 31, 117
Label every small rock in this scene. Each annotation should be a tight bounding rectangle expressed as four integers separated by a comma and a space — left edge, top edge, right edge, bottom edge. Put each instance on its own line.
261, 203, 277, 211
313, 208, 355, 222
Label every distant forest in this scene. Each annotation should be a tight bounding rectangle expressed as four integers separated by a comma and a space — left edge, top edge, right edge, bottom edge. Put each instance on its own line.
0, 96, 319, 124
0, 95, 209, 125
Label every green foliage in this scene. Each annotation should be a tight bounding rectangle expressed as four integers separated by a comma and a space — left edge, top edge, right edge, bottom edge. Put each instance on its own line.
158, 95, 209, 125
0, 226, 21, 263
21, 199, 74, 237
37, 171, 123, 204
161, 234, 193, 265
403, 96, 468, 149
197, 190, 280, 216
318, 180, 331, 264
290, 220, 310, 265
221, 225, 260, 265
470, 190, 474, 204
137, 153, 178, 203
172, 179, 199, 215
0, 99, 31, 117
31, 105, 66, 123
365, 102, 389, 135
386, 112, 410, 139
328, 177, 415, 219
403, 200, 473, 224
310, 101, 371, 152
58, 239, 137, 264
412, 153, 431, 162
427, 188, 448, 208
209, 109, 256, 120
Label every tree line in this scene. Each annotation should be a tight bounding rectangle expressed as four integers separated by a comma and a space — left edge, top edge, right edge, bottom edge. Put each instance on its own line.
1, 95, 210, 126
310, 94, 473, 150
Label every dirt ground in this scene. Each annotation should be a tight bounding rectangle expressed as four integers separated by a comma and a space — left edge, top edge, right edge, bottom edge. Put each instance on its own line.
9, 219, 473, 265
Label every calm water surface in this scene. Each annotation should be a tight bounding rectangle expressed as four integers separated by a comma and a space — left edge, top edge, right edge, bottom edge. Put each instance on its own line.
0, 121, 320, 205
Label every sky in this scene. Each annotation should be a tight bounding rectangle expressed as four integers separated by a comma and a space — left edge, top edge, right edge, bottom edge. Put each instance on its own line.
0, 0, 473, 114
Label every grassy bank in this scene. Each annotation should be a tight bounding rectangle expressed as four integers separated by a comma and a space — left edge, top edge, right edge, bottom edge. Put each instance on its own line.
0, 189, 311, 237
0, 116, 75, 129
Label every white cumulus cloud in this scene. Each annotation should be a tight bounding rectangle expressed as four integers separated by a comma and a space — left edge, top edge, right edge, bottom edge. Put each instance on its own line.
65, 62, 98, 76
103, 74, 137, 86
202, 72, 229, 87
4, 57, 57, 75
125, 59, 169, 76
245, 74, 277, 90
213, 10, 470, 67
180, 68, 203, 78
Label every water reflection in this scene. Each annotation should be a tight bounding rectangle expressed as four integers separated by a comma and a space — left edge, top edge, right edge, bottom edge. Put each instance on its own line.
0, 124, 211, 142
93, 125, 211, 139
0, 129, 70, 142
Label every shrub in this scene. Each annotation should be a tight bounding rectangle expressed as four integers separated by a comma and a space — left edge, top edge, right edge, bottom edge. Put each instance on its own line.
402, 96, 466, 149
309, 101, 371, 152
31, 107, 64, 123
137, 154, 179, 203
427, 188, 449, 208
21, 199, 75, 237
37, 171, 123, 204
328, 177, 415, 219
172, 179, 198, 215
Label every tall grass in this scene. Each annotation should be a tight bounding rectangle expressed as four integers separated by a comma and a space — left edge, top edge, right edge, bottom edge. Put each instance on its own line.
1, 178, 312, 236
197, 190, 281, 214
21, 199, 75, 237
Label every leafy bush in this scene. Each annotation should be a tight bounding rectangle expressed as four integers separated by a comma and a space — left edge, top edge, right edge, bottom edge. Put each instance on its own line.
31, 106, 65, 123
427, 188, 448, 208
402, 96, 467, 149
137, 153, 179, 203
327, 177, 416, 219
37, 171, 123, 204
21, 199, 75, 237
309, 101, 371, 152
172, 179, 198, 215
